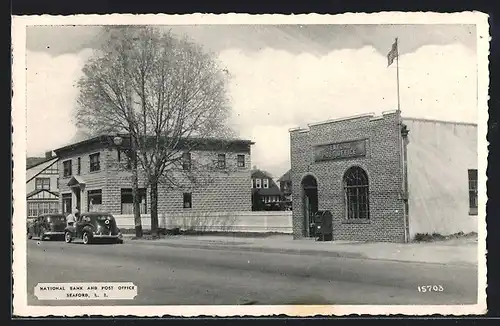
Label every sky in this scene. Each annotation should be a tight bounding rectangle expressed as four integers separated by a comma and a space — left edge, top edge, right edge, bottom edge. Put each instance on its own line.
26, 24, 478, 178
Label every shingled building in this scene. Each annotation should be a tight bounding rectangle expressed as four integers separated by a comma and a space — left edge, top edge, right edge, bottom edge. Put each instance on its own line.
54, 135, 254, 216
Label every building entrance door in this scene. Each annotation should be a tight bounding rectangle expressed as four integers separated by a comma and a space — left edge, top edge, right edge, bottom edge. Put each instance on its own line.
75, 189, 81, 212
62, 193, 72, 214
301, 175, 318, 237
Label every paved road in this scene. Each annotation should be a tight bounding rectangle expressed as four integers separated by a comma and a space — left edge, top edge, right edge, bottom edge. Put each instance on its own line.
26, 239, 478, 306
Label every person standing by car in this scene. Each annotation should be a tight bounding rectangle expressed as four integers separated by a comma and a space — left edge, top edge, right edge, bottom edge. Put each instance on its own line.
66, 209, 77, 227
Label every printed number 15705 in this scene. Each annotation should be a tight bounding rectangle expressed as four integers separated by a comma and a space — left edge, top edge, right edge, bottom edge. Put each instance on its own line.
417, 285, 444, 292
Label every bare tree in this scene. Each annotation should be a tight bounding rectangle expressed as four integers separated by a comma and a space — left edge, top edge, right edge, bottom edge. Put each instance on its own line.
75, 26, 235, 237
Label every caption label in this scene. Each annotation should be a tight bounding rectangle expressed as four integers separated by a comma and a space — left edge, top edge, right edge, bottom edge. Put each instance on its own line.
34, 282, 138, 300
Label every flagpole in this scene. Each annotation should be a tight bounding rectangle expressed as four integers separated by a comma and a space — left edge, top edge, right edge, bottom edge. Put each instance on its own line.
395, 38, 401, 113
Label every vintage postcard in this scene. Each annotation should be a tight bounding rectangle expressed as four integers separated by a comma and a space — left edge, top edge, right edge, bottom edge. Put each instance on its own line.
12, 12, 489, 317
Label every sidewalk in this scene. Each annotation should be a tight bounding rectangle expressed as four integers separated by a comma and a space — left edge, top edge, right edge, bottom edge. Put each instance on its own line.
123, 234, 479, 266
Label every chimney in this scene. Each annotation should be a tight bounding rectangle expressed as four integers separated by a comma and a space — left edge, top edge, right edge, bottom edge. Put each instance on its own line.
45, 151, 53, 159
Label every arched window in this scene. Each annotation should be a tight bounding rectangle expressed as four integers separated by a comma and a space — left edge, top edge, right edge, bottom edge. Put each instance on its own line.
344, 166, 370, 219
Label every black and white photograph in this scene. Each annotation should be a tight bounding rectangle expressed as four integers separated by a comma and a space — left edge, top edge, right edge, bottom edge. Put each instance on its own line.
12, 13, 489, 317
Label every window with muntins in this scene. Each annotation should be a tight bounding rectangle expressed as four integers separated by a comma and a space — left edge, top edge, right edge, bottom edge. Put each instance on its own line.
89, 153, 100, 172
45, 164, 58, 174
63, 160, 72, 177
344, 166, 370, 220
263, 179, 269, 189
468, 169, 478, 215
88, 189, 103, 212
35, 177, 50, 190
237, 155, 245, 168
217, 154, 226, 169
256, 178, 262, 188
120, 188, 147, 214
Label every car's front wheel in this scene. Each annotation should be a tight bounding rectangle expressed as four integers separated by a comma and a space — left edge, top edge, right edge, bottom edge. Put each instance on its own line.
82, 231, 92, 245
64, 231, 72, 243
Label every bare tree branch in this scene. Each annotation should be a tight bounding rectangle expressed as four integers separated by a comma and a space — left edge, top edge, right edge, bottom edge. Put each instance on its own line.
75, 26, 236, 237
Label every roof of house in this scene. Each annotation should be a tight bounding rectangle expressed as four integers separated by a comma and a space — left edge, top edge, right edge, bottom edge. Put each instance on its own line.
26, 189, 59, 199
27, 157, 51, 169
277, 169, 291, 182
251, 168, 283, 196
254, 186, 283, 196
251, 169, 272, 179
54, 134, 255, 156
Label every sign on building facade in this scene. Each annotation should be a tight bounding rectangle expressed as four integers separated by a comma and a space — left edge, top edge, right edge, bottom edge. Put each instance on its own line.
314, 139, 367, 162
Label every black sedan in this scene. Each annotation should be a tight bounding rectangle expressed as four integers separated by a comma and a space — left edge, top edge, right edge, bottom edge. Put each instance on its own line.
27, 213, 67, 241
64, 212, 124, 245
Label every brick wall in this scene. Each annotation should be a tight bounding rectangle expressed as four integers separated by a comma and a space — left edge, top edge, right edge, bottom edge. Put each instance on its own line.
289, 111, 407, 243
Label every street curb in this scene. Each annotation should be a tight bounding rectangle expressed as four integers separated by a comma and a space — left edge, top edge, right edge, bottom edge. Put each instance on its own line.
122, 237, 477, 267
124, 239, 367, 260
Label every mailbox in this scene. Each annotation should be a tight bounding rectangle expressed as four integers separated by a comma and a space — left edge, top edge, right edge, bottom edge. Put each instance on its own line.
313, 210, 333, 241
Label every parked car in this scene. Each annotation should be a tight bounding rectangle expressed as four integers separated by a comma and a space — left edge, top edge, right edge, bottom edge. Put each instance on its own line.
27, 213, 67, 241
64, 212, 123, 245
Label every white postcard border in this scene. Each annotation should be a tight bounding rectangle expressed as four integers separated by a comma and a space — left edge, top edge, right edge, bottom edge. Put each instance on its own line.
12, 12, 489, 317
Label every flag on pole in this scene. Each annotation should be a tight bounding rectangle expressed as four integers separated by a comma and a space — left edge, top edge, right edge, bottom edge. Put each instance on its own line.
387, 39, 398, 67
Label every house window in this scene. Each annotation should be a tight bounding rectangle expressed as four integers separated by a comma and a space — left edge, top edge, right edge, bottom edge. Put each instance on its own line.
263, 179, 269, 189
87, 189, 103, 212
256, 178, 262, 188
468, 169, 478, 215
217, 154, 226, 169
56, 178, 59, 189
77, 157, 81, 175
89, 153, 100, 172
49, 202, 59, 213
183, 193, 192, 209
344, 166, 370, 220
120, 188, 147, 214
237, 155, 245, 168
45, 164, 58, 174
28, 202, 38, 218
63, 160, 72, 177
35, 177, 50, 190
182, 152, 192, 171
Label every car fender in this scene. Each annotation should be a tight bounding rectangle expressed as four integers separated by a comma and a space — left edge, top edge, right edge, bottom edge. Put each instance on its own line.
64, 226, 76, 235
82, 225, 95, 236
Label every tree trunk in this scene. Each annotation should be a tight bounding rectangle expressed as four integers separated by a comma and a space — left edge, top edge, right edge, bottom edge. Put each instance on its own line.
150, 180, 159, 238
131, 147, 143, 238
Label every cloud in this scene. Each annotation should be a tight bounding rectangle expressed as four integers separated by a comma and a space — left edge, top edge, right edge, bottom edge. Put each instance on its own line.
220, 43, 477, 177
26, 49, 93, 156
25, 42, 477, 180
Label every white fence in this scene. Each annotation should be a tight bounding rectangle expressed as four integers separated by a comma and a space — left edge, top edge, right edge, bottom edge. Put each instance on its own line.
114, 211, 293, 233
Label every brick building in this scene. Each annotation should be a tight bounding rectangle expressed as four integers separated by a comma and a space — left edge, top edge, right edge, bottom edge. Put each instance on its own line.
54, 135, 254, 216
289, 110, 478, 243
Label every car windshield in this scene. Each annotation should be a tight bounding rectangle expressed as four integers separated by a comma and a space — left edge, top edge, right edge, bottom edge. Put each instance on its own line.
46, 216, 65, 223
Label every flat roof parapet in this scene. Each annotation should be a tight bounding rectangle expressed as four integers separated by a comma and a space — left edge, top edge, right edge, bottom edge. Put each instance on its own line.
402, 116, 478, 127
